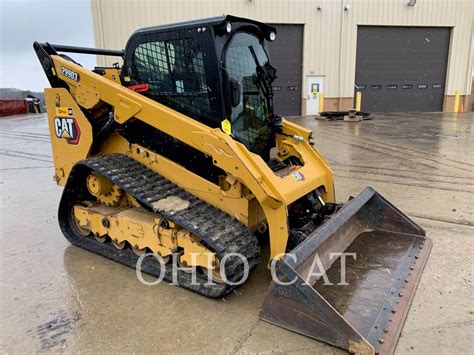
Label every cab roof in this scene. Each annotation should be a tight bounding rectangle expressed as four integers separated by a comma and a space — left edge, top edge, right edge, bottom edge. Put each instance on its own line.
131, 15, 276, 38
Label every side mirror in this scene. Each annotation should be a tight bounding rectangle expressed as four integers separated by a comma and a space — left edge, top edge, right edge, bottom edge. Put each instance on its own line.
229, 78, 241, 107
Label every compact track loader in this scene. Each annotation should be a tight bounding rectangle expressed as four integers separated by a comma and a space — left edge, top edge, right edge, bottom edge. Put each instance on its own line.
35, 15, 431, 354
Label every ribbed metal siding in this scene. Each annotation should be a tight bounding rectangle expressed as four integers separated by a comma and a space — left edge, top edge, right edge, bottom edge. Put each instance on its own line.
355, 26, 451, 112
266, 24, 304, 116
91, 0, 473, 97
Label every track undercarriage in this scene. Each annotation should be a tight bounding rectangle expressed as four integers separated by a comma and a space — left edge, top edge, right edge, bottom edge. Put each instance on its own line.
59, 154, 260, 297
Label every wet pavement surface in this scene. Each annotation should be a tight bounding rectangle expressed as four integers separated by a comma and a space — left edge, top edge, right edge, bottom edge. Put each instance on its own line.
1, 112, 473, 353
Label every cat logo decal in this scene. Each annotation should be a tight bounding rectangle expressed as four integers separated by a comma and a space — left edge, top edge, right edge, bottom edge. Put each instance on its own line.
54, 117, 81, 145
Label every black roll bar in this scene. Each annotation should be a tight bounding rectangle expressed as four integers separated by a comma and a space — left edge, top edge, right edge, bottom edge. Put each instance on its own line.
39, 42, 124, 57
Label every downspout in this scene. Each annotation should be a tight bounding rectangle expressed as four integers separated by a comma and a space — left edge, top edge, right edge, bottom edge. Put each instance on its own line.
338, 0, 345, 110
465, 17, 474, 105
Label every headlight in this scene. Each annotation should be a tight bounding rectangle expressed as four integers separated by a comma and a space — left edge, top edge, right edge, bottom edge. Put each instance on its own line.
226, 22, 232, 33
269, 32, 276, 41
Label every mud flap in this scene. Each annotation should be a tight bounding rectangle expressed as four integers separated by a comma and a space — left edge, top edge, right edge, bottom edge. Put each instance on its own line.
260, 187, 432, 355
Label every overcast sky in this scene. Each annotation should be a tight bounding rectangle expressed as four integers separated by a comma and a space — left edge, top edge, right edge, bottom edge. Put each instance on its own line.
0, 0, 96, 91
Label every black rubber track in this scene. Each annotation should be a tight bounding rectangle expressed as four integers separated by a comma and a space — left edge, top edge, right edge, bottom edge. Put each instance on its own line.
58, 154, 260, 298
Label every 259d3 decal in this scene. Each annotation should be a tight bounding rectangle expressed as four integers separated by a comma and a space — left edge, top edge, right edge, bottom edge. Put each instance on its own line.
61, 66, 79, 82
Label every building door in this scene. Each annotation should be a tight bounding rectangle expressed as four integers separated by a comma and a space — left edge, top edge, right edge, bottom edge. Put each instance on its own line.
266, 24, 303, 117
306, 76, 324, 115
355, 26, 450, 112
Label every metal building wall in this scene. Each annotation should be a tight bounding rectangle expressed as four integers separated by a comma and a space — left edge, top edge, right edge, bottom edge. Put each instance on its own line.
91, 0, 473, 110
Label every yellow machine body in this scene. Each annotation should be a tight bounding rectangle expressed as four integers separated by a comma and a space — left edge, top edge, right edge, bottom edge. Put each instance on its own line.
46, 55, 334, 261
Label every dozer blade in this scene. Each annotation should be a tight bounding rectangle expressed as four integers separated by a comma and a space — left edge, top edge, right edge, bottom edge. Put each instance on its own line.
260, 187, 432, 355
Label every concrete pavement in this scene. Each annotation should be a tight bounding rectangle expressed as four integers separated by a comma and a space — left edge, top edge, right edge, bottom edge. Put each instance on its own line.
0, 112, 472, 353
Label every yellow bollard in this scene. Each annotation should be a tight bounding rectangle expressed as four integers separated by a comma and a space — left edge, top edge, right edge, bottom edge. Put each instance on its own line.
453, 90, 460, 113
318, 92, 325, 113
356, 91, 362, 112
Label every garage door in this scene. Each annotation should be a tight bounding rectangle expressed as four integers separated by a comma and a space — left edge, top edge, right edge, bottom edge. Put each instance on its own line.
266, 24, 303, 116
355, 26, 450, 112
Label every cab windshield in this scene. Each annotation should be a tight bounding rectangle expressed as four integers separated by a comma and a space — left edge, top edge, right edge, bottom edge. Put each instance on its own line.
225, 32, 273, 152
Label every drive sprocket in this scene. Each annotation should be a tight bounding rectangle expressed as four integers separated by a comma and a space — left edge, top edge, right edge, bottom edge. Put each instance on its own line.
86, 172, 123, 206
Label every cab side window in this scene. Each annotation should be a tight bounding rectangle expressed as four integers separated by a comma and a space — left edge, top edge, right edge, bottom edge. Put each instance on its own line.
133, 37, 211, 120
